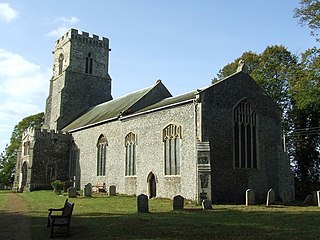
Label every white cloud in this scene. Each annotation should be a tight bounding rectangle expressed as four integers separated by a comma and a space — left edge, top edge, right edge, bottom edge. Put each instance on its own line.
0, 3, 17, 22
47, 16, 80, 37
0, 49, 50, 152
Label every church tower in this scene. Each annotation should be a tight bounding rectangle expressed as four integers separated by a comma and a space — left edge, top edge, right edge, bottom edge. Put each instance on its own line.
43, 29, 112, 131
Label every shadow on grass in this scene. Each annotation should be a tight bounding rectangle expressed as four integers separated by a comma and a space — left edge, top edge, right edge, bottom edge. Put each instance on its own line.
28, 208, 320, 240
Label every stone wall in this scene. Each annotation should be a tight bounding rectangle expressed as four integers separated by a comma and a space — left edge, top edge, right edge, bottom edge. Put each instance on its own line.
70, 102, 198, 201
201, 72, 293, 203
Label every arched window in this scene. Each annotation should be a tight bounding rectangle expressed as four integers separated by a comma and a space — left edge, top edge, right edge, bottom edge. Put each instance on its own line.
58, 53, 64, 75
85, 52, 93, 74
163, 124, 181, 175
233, 99, 258, 168
97, 134, 107, 176
125, 132, 136, 176
23, 141, 31, 156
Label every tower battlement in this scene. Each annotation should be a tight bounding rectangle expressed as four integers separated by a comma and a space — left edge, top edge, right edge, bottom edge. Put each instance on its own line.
34, 128, 71, 141
55, 28, 109, 49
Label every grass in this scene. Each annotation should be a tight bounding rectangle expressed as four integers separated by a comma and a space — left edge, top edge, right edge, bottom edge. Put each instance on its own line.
1, 190, 320, 239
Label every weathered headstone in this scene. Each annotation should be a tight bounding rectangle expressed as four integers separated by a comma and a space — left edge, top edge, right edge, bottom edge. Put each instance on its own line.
266, 188, 275, 206
282, 190, 291, 204
313, 191, 319, 205
137, 194, 149, 213
303, 194, 313, 205
317, 191, 320, 207
67, 187, 77, 198
173, 195, 184, 210
202, 199, 212, 210
109, 185, 116, 196
83, 183, 92, 197
246, 189, 255, 206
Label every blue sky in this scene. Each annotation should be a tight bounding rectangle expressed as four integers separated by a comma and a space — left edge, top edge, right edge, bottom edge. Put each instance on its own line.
0, 0, 317, 152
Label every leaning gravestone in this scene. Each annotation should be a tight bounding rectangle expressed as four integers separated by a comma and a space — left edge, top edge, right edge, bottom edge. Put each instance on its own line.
173, 195, 184, 210
202, 199, 212, 210
83, 183, 92, 197
109, 185, 116, 196
266, 188, 275, 206
246, 189, 255, 206
67, 187, 77, 198
303, 194, 313, 205
137, 194, 149, 213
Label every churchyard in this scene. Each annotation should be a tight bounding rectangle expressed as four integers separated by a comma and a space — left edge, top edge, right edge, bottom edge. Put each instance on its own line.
1, 190, 320, 239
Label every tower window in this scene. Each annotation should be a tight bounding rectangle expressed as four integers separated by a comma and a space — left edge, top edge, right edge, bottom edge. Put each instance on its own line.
125, 132, 136, 176
163, 124, 181, 175
233, 99, 258, 169
58, 54, 64, 75
85, 52, 93, 74
97, 134, 107, 176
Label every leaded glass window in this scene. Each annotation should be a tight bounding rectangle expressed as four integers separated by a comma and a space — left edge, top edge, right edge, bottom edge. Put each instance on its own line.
125, 132, 136, 176
163, 124, 181, 175
97, 134, 107, 176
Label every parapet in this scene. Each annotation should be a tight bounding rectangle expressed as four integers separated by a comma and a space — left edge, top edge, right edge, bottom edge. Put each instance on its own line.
55, 28, 109, 49
34, 128, 71, 142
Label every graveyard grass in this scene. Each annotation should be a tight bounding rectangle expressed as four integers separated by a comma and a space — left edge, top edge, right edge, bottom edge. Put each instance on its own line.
1, 191, 320, 239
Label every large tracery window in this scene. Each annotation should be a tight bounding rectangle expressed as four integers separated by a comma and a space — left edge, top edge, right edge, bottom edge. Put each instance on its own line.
97, 134, 107, 176
163, 124, 181, 175
85, 52, 93, 74
125, 132, 136, 176
233, 99, 258, 169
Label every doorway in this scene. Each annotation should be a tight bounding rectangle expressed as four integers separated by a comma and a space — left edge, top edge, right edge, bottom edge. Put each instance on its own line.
147, 172, 156, 199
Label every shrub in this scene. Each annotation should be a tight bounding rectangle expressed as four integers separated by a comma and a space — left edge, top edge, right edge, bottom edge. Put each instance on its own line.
51, 180, 63, 194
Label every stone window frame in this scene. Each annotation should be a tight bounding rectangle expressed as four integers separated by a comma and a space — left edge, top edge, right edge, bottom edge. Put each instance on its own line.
125, 132, 137, 176
58, 53, 64, 75
163, 124, 182, 176
233, 98, 258, 169
23, 141, 31, 156
97, 134, 107, 176
85, 52, 93, 74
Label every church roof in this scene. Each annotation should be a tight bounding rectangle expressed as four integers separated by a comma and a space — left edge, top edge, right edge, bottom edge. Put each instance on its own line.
63, 80, 172, 132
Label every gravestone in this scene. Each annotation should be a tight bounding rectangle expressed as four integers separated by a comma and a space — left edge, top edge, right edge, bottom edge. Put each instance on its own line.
246, 189, 255, 206
137, 194, 149, 213
303, 194, 313, 205
282, 190, 291, 204
83, 183, 92, 197
173, 195, 184, 210
266, 189, 275, 206
317, 191, 320, 207
313, 191, 319, 205
202, 199, 212, 210
109, 185, 116, 196
67, 187, 77, 198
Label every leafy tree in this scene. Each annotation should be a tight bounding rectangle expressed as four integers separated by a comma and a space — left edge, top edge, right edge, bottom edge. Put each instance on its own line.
0, 112, 44, 187
294, 0, 320, 41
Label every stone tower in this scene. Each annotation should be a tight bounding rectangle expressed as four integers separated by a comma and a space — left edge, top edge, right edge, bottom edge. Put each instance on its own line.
43, 29, 112, 131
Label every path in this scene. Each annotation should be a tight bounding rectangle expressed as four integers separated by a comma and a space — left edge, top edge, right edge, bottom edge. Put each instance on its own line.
0, 192, 32, 240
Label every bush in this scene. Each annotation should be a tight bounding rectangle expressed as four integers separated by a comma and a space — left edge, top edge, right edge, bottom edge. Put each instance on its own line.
51, 180, 63, 194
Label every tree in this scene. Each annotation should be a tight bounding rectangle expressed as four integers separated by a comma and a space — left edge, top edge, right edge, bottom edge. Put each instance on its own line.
0, 112, 44, 187
294, 0, 320, 41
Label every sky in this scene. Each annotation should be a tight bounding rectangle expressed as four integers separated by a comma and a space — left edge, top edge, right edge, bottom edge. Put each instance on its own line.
0, 0, 317, 153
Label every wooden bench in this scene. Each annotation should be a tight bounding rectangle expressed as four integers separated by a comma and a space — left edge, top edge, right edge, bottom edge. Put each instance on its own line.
47, 199, 75, 238
96, 182, 106, 192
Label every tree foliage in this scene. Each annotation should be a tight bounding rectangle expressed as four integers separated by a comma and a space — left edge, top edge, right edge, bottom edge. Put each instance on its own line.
0, 112, 44, 187
213, 46, 320, 197
294, 0, 320, 41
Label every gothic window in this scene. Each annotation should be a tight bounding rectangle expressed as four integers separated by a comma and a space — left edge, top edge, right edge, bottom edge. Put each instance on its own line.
58, 53, 64, 75
125, 132, 136, 176
85, 52, 93, 74
233, 99, 258, 169
97, 134, 107, 176
23, 141, 31, 156
163, 124, 181, 175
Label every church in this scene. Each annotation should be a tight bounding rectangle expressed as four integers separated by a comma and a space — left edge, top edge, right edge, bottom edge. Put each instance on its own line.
13, 29, 294, 203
